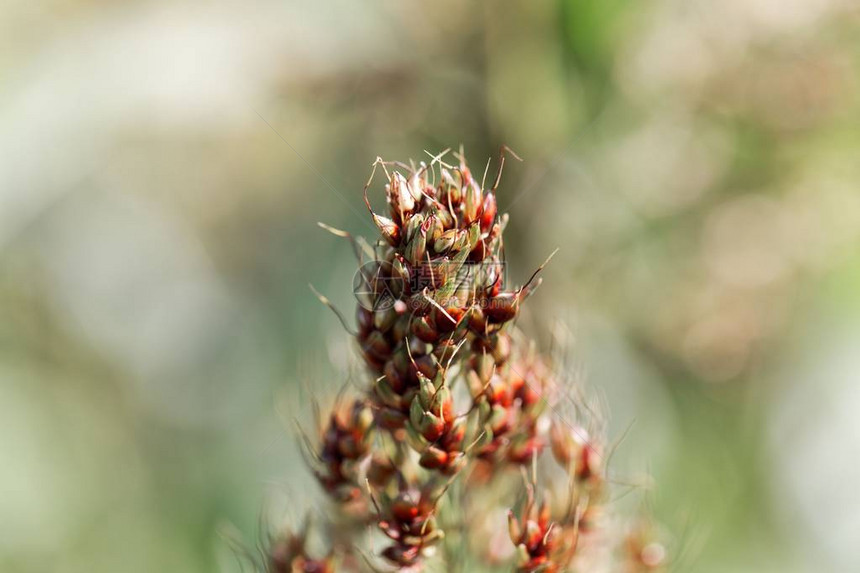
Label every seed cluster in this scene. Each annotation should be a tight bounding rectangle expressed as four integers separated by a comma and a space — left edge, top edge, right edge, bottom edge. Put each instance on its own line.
272, 149, 667, 572
507, 489, 576, 573
373, 478, 446, 568
354, 151, 526, 442
468, 343, 550, 465
309, 399, 375, 504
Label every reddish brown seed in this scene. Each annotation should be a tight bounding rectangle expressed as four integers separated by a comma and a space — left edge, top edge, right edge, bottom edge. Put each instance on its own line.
433, 338, 458, 363
363, 331, 392, 361
480, 191, 497, 232
361, 350, 385, 373
430, 305, 463, 334
392, 348, 411, 376
374, 306, 399, 333
485, 292, 519, 322
524, 521, 543, 550
414, 354, 439, 379
467, 306, 487, 333
419, 446, 449, 469
411, 316, 439, 343
384, 360, 405, 393
375, 378, 405, 410
391, 313, 410, 344
463, 183, 482, 224
391, 496, 420, 521
372, 213, 401, 246
356, 306, 374, 337
469, 238, 487, 262
577, 444, 602, 482
471, 353, 496, 385
420, 414, 446, 442
447, 419, 466, 443
490, 274, 502, 296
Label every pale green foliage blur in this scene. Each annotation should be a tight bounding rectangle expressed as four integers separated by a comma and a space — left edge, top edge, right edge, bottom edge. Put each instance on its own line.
2, 1, 860, 572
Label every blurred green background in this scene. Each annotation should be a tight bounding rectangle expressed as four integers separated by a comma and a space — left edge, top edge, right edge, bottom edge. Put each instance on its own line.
3, 1, 860, 571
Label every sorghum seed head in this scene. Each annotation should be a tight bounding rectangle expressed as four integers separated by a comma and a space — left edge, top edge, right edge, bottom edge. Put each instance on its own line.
299, 149, 666, 573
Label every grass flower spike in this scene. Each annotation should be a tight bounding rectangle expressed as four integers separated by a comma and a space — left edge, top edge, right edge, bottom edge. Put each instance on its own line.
265, 147, 668, 572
